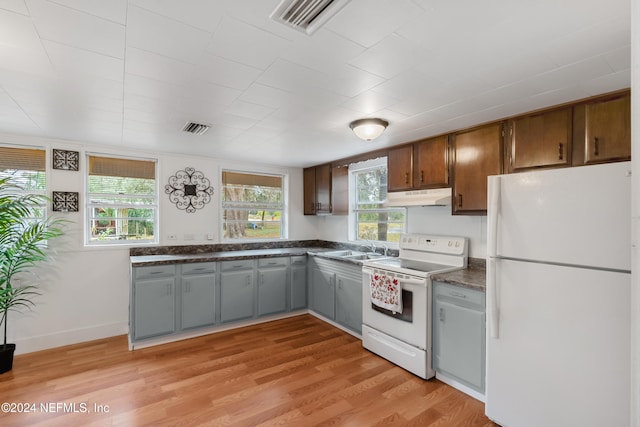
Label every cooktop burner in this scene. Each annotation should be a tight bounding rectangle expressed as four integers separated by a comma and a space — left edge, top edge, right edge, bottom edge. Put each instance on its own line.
365, 257, 456, 274
362, 233, 468, 277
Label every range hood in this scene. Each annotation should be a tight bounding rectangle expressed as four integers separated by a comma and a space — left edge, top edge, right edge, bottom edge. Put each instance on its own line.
385, 187, 452, 207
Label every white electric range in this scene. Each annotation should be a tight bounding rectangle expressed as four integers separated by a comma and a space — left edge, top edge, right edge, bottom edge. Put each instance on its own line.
361, 233, 468, 379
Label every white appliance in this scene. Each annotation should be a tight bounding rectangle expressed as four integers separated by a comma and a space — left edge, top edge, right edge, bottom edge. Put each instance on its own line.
486, 161, 631, 427
362, 233, 468, 379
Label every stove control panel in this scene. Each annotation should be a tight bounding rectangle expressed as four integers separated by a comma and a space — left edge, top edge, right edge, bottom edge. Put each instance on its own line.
399, 233, 467, 255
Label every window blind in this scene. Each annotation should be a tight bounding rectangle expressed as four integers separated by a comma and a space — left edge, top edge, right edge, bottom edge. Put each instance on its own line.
0, 147, 46, 171
88, 155, 155, 179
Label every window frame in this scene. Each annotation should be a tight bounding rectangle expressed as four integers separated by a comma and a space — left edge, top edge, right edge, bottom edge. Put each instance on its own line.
0, 144, 48, 221
85, 153, 158, 246
348, 157, 406, 245
220, 168, 288, 242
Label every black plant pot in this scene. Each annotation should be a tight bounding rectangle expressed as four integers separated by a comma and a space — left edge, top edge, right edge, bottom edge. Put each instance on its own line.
0, 344, 16, 374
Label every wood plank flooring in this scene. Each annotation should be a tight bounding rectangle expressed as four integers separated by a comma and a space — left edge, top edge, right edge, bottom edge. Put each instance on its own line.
0, 315, 499, 426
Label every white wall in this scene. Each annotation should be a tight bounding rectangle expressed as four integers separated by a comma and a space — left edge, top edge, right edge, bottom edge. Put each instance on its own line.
1, 134, 315, 354
319, 206, 486, 259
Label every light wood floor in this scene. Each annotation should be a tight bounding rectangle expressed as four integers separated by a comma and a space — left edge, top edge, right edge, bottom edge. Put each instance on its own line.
0, 315, 498, 426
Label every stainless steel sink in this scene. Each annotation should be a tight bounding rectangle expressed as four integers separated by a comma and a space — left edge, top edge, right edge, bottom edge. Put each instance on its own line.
317, 250, 386, 263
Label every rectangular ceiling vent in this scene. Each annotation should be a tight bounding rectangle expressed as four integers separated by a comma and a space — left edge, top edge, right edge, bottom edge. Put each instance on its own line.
182, 121, 210, 136
270, 0, 351, 35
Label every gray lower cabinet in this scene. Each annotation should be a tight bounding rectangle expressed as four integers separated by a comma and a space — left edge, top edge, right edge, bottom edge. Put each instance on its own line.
132, 265, 176, 340
131, 254, 310, 345
220, 260, 255, 323
336, 273, 362, 334
311, 265, 335, 319
290, 256, 307, 310
180, 262, 216, 330
310, 257, 362, 334
257, 257, 289, 316
432, 281, 486, 393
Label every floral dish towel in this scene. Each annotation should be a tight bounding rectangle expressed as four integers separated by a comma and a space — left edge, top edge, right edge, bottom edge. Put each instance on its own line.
369, 273, 402, 314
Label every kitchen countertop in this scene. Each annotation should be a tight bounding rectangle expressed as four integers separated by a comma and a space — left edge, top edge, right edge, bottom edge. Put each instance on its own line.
131, 247, 330, 267
130, 243, 486, 291
431, 258, 486, 291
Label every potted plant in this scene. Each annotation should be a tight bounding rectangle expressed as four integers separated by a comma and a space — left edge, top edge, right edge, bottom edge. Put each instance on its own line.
0, 175, 65, 373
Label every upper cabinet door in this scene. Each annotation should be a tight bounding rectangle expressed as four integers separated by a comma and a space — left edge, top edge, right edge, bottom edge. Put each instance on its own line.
508, 107, 572, 172
303, 167, 316, 215
315, 163, 332, 214
583, 93, 631, 164
452, 123, 503, 215
415, 135, 449, 188
388, 145, 413, 191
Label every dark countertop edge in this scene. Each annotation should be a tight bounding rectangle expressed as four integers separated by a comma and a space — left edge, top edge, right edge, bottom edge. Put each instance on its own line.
431, 257, 486, 291
131, 247, 330, 267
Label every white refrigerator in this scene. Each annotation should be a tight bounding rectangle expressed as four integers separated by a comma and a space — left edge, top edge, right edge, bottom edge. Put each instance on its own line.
485, 161, 631, 427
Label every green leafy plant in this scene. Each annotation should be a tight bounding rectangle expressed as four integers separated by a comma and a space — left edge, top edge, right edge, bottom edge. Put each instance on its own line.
0, 175, 65, 348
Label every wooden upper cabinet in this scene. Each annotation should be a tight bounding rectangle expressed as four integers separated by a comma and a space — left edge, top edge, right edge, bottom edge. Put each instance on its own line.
508, 107, 572, 172
387, 145, 413, 191
303, 167, 317, 215
303, 163, 347, 216
414, 136, 449, 188
452, 122, 503, 215
315, 163, 332, 214
331, 165, 348, 215
582, 92, 631, 164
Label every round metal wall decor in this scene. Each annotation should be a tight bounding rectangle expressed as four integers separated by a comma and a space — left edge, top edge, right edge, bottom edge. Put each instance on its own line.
165, 167, 214, 213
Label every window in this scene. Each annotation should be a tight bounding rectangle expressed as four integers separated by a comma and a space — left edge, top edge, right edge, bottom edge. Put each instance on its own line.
86, 154, 157, 244
351, 158, 406, 243
0, 146, 47, 219
222, 170, 285, 240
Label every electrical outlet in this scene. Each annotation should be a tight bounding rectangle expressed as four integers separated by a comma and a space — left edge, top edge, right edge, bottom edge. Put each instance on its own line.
167, 234, 177, 240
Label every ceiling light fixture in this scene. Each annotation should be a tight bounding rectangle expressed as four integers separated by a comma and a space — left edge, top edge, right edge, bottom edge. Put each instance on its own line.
349, 118, 389, 141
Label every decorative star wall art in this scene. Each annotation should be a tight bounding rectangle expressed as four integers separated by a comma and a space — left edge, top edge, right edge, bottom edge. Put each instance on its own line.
165, 167, 214, 213
52, 149, 79, 171
52, 191, 79, 212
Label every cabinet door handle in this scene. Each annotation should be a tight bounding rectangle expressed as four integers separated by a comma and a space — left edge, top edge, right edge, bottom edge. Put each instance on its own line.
166, 283, 172, 296
558, 142, 563, 160
184, 280, 190, 293
594, 137, 600, 156
439, 307, 445, 322
246, 276, 251, 286
457, 194, 463, 208
338, 279, 343, 290
405, 172, 409, 184
420, 170, 424, 183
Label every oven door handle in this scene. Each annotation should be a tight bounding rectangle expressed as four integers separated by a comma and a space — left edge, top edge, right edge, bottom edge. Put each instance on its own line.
362, 266, 425, 286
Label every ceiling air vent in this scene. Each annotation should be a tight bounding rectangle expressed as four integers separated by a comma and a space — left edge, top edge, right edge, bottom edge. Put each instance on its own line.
270, 0, 351, 35
182, 121, 210, 136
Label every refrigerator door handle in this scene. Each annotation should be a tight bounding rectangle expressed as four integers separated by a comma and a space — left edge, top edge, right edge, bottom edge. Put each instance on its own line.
487, 258, 499, 338
487, 175, 501, 258
487, 175, 500, 338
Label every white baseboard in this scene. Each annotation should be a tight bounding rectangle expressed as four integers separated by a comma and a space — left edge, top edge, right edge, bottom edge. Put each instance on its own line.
307, 311, 362, 340
13, 322, 129, 355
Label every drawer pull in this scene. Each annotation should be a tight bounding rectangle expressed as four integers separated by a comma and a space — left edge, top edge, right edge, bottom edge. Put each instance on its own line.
450, 291, 467, 298
439, 307, 445, 322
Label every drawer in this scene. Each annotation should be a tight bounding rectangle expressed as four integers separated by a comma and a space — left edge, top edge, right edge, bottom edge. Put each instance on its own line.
134, 264, 175, 280
290, 255, 307, 266
181, 262, 216, 275
220, 259, 254, 271
258, 257, 290, 268
434, 281, 485, 308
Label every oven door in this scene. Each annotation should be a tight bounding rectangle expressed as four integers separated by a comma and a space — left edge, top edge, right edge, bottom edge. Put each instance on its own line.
362, 266, 430, 349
